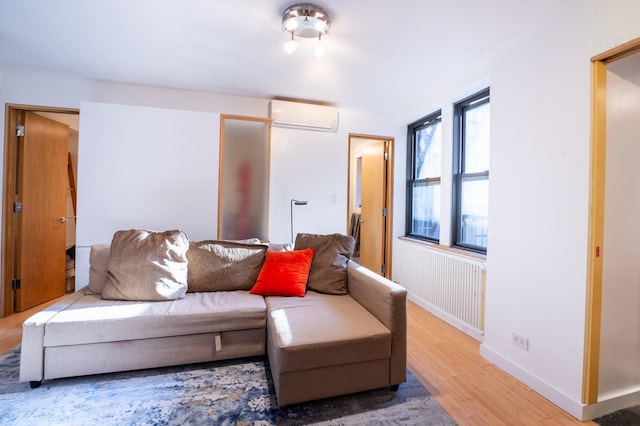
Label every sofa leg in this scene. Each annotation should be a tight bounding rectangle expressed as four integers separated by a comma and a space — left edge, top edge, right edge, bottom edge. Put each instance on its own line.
390, 384, 399, 391
29, 380, 42, 389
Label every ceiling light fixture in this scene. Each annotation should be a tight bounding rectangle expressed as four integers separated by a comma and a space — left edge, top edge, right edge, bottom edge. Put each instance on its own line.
282, 3, 331, 58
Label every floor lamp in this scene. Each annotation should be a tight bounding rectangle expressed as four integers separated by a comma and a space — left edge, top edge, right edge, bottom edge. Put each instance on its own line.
290, 199, 309, 243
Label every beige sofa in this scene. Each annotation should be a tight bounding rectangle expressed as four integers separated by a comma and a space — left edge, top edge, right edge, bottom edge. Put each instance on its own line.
19, 232, 407, 406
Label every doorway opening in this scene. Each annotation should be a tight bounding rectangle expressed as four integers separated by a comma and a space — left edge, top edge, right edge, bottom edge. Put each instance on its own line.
347, 134, 394, 278
1, 105, 79, 318
584, 37, 640, 406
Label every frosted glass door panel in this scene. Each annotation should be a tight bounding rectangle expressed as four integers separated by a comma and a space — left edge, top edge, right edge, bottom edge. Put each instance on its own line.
219, 117, 270, 241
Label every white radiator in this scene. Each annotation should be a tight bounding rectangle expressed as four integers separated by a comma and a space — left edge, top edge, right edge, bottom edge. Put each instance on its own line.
395, 240, 486, 341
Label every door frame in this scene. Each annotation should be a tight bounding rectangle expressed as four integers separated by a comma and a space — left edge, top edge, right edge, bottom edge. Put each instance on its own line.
1, 104, 79, 318
583, 37, 640, 404
347, 133, 394, 279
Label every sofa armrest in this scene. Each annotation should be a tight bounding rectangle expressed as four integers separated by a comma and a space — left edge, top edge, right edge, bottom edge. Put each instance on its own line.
347, 261, 407, 385
19, 290, 87, 383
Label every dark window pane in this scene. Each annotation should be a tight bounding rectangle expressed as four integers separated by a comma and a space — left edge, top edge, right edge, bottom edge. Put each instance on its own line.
463, 101, 490, 173
411, 181, 440, 239
459, 177, 488, 248
415, 121, 442, 179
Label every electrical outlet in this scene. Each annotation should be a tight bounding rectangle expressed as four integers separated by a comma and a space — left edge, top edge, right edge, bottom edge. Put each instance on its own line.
512, 333, 529, 351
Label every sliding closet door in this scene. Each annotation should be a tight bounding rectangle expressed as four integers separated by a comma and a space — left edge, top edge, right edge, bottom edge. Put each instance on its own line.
597, 57, 640, 400
218, 115, 271, 241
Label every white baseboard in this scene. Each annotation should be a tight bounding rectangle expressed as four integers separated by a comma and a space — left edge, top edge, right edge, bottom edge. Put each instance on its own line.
480, 344, 640, 420
479, 343, 585, 420
582, 388, 640, 420
408, 294, 484, 342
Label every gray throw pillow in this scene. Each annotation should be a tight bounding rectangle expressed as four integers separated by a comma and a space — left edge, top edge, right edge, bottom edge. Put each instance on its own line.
102, 229, 189, 301
187, 240, 268, 292
88, 244, 111, 294
294, 233, 355, 295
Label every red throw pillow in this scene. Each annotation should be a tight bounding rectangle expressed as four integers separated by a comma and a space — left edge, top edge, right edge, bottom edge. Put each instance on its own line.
250, 248, 315, 297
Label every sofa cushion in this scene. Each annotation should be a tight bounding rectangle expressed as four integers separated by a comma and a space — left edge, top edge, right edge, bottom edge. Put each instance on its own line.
102, 229, 189, 301
268, 242, 293, 252
42, 290, 267, 347
294, 233, 355, 295
230, 238, 262, 244
266, 291, 391, 372
88, 244, 110, 294
250, 248, 314, 297
187, 240, 268, 292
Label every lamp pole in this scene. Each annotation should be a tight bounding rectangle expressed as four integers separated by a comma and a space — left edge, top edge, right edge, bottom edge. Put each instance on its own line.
290, 199, 309, 243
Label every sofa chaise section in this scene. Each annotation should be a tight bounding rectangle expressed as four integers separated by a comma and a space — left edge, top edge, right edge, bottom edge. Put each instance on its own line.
266, 261, 407, 405
347, 261, 407, 389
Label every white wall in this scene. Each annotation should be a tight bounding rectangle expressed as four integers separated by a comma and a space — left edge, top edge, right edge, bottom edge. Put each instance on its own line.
76, 102, 220, 243
385, 0, 640, 420
482, 7, 591, 414
269, 126, 349, 243
599, 67, 640, 400
4, 1, 640, 419
0, 70, 403, 293
269, 108, 405, 244
479, 1, 640, 420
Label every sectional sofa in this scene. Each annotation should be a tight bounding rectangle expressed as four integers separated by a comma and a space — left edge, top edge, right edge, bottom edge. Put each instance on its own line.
19, 230, 407, 406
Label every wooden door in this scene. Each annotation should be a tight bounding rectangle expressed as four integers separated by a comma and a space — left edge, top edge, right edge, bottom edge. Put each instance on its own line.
14, 112, 69, 311
359, 141, 387, 276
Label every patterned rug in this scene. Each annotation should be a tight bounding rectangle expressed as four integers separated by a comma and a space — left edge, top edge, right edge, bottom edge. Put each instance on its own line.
0, 346, 456, 425
594, 405, 640, 426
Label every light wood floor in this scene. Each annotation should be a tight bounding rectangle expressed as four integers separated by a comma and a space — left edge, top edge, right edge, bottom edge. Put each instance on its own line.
0, 298, 594, 425
406, 302, 594, 425
0, 296, 65, 354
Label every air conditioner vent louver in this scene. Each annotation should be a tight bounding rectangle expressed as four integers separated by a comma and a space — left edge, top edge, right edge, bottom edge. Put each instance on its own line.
269, 100, 338, 132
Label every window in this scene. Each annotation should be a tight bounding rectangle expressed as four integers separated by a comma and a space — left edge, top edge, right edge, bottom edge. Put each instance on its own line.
407, 111, 442, 241
453, 88, 490, 252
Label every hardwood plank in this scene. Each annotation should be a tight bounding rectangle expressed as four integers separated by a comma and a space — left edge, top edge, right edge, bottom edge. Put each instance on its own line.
406, 301, 594, 425
0, 296, 63, 354
0, 297, 595, 424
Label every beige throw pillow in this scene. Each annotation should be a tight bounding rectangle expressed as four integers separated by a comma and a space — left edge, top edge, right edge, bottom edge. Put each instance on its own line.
294, 233, 355, 295
187, 240, 268, 292
101, 229, 189, 301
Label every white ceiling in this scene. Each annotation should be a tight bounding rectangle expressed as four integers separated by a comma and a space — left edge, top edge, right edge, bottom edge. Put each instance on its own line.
0, 0, 570, 115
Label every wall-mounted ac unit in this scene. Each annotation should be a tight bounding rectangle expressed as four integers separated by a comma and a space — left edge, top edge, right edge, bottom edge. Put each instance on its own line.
269, 100, 338, 132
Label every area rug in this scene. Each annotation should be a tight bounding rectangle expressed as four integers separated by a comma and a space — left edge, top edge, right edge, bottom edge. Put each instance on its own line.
0, 346, 456, 425
594, 405, 640, 426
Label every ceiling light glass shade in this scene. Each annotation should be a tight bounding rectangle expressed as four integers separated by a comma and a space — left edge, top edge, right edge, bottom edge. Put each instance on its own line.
282, 3, 330, 38
314, 35, 325, 58
314, 21, 327, 32
284, 38, 299, 54
285, 20, 299, 32
282, 4, 331, 57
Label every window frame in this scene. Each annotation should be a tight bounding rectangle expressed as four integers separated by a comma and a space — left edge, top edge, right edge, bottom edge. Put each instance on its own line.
452, 88, 490, 253
406, 110, 442, 242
